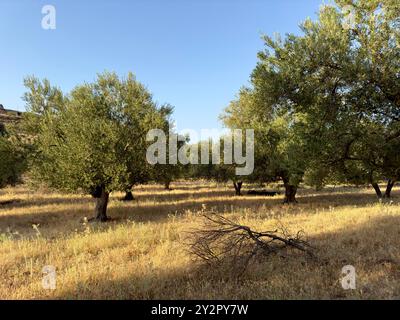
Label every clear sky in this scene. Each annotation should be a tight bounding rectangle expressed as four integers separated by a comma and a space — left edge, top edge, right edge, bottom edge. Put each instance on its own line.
0, 0, 325, 133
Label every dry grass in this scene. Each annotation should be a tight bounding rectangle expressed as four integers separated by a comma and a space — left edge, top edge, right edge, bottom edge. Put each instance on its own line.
0, 181, 399, 299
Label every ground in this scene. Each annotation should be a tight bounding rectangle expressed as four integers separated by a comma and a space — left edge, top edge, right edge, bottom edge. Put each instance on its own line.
0, 182, 399, 299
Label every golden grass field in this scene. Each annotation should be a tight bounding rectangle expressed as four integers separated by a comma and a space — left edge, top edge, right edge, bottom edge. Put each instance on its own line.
0, 181, 399, 299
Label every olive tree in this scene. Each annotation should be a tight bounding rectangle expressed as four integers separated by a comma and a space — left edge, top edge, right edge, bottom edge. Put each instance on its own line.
227, 0, 399, 200
0, 127, 27, 189
222, 88, 308, 203
25, 72, 171, 221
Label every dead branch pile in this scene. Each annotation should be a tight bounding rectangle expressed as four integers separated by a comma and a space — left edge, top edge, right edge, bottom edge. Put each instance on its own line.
188, 213, 316, 276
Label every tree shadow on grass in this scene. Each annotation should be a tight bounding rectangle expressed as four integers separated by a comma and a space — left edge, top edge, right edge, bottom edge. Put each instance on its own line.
0, 196, 91, 210
296, 190, 398, 207
0, 196, 284, 237
0, 199, 22, 206
132, 189, 234, 203
0, 185, 397, 238
1, 182, 394, 212
0, 188, 235, 211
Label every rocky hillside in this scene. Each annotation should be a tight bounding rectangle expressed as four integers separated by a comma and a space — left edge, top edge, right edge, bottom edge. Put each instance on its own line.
0, 104, 23, 127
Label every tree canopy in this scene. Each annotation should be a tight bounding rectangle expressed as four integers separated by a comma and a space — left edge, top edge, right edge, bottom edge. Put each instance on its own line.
222, 0, 399, 201
0, 125, 27, 189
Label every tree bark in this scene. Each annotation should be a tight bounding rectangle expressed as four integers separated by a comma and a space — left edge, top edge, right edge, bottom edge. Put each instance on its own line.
123, 190, 135, 201
164, 181, 171, 190
372, 182, 383, 199
283, 183, 298, 204
233, 181, 243, 196
93, 187, 109, 222
90, 185, 102, 198
384, 180, 395, 198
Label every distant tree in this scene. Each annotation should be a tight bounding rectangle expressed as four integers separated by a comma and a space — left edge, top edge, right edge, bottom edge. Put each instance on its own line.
222, 89, 308, 203
188, 135, 256, 197
0, 123, 6, 136
303, 165, 331, 192
25, 72, 171, 221
121, 100, 174, 201
0, 129, 27, 188
185, 141, 213, 185
153, 150, 186, 191
150, 112, 188, 191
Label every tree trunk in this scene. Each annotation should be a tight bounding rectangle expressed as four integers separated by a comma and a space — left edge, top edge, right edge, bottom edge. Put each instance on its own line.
93, 188, 109, 222
164, 181, 171, 190
90, 185, 102, 198
283, 183, 298, 204
123, 190, 135, 201
384, 180, 395, 198
372, 182, 383, 199
233, 181, 243, 196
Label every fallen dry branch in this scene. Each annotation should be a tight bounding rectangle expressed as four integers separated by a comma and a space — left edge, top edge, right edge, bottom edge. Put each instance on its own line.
188, 213, 316, 276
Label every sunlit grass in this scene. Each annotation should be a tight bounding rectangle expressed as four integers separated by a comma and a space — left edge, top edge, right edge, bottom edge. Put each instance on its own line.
0, 182, 399, 299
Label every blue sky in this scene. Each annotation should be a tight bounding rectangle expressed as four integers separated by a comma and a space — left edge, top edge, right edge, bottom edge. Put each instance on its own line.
0, 0, 326, 133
